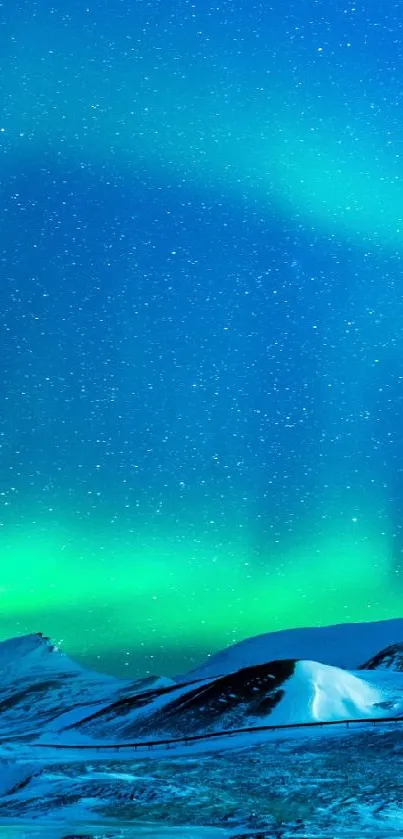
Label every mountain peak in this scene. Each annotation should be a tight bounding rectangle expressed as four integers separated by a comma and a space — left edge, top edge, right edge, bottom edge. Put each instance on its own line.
0, 632, 82, 678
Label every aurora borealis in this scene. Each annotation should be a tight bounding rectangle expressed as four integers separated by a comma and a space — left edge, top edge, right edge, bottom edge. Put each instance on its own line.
1, 0, 403, 677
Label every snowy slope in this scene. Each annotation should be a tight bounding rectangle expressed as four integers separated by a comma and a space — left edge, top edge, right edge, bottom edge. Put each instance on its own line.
361, 641, 403, 671
180, 618, 403, 680
0, 633, 87, 686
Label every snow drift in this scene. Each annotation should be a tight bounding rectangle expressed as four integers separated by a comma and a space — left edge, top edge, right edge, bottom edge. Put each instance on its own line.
269, 660, 386, 725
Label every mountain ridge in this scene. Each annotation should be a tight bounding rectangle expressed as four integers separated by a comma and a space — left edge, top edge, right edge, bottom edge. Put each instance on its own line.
179, 617, 403, 680
1, 618, 403, 743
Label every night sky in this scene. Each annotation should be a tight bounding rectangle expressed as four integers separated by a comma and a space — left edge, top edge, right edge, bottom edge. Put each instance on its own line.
1, 0, 403, 678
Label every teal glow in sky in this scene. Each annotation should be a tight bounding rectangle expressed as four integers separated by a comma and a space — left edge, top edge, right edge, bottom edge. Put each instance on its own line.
1, 0, 403, 677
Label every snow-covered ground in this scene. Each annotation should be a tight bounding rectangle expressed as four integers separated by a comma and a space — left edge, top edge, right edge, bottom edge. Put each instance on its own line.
0, 823, 229, 838
0, 725, 403, 836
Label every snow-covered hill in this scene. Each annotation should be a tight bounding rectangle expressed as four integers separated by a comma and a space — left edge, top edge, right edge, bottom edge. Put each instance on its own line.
179, 618, 403, 680
69, 656, 403, 741
67, 661, 290, 738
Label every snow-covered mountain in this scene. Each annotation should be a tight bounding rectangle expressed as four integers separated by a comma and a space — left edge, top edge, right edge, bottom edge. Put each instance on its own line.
179, 618, 403, 680
0, 633, 171, 738
1, 619, 403, 743
361, 641, 403, 672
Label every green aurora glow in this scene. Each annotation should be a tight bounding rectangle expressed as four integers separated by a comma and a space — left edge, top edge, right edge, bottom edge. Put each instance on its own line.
0, 514, 400, 675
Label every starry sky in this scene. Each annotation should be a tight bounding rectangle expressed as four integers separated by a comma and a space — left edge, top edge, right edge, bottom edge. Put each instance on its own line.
1, 0, 403, 678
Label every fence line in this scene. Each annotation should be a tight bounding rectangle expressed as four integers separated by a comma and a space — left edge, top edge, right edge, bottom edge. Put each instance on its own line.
32, 713, 403, 754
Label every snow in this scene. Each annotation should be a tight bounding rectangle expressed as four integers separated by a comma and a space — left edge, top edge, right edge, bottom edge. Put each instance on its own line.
0, 634, 86, 681
182, 617, 403, 679
0, 823, 230, 838
41, 700, 118, 732
268, 660, 385, 725
0, 763, 39, 797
